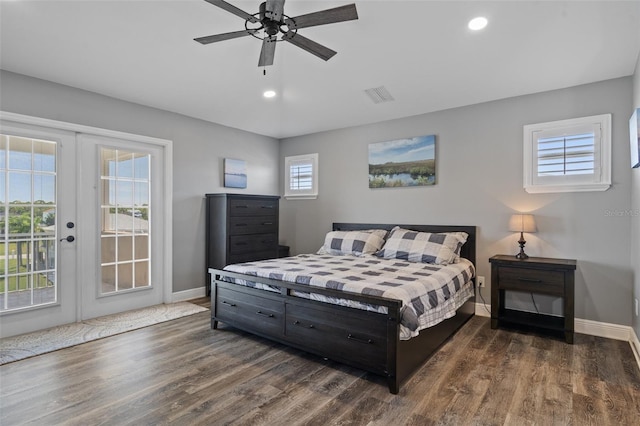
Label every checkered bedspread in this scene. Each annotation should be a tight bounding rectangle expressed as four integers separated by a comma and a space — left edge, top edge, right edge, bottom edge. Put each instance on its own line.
223, 254, 475, 339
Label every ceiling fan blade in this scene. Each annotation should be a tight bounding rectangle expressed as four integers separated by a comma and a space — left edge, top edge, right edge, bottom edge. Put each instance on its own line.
258, 36, 277, 67
265, 0, 285, 22
194, 29, 257, 44
285, 4, 358, 30
204, 0, 260, 24
282, 32, 337, 61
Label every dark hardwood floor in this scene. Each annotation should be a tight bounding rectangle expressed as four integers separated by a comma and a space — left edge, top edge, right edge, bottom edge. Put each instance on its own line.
1, 299, 639, 425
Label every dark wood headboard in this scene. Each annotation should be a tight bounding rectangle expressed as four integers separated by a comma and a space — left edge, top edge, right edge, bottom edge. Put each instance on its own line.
332, 223, 477, 268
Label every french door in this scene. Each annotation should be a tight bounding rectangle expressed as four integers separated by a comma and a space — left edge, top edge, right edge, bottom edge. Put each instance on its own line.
0, 122, 78, 337
0, 114, 171, 338
77, 134, 166, 319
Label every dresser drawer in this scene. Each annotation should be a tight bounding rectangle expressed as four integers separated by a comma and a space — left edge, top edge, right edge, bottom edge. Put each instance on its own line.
229, 198, 278, 217
229, 234, 278, 255
285, 303, 387, 372
228, 216, 277, 235
216, 286, 284, 336
498, 266, 565, 295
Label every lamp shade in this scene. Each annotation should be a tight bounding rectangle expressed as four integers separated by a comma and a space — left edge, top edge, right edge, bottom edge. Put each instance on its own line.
508, 214, 537, 233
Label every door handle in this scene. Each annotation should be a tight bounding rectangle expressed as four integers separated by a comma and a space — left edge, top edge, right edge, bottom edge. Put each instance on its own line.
60, 236, 75, 242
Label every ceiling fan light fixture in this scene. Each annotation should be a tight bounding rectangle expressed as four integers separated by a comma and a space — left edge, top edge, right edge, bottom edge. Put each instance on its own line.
468, 16, 488, 31
263, 90, 276, 98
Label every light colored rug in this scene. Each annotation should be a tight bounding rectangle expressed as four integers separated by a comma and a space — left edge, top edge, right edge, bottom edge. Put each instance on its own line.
0, 302, 208, 365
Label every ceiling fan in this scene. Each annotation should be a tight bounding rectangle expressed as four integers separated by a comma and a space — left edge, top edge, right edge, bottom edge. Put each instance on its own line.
195, 0, 358, 67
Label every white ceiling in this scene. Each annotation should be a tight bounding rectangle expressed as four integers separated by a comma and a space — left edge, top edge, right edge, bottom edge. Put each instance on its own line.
1, 1, 639, 139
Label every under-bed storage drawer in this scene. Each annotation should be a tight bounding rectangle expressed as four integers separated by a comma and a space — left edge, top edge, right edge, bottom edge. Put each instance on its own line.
285, 303, 388, 372
215, 286, 284, 337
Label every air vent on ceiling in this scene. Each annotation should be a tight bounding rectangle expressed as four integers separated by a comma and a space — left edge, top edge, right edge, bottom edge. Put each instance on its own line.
364, 86, 395, 104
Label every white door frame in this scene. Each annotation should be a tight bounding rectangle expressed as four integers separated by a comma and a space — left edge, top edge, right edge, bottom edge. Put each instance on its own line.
0, 111, 173, 334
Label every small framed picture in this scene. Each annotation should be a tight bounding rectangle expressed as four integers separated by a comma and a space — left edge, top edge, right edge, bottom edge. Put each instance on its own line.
224, 158, 247, 188
630, 108, 640, 169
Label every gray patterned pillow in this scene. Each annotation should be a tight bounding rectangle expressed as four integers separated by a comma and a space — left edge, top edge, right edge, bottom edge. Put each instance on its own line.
375, 226, 468, 265
318, 229, 387, 257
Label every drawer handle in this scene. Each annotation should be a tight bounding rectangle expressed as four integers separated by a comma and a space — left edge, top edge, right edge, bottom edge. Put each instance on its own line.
261, 206, 274, 209
518, 277, 542, 283
262, 240, 274, 244
293, 320, 314, 329
235, 223, 248, 227
256, 310, 274, 318
262, 222, 273, 226
235, 205, 249, 209
221, 300, 237, 307
347, 334, 373, 344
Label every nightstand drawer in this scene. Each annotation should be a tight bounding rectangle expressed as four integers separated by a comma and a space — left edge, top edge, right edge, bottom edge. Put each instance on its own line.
498, 267, 564, 295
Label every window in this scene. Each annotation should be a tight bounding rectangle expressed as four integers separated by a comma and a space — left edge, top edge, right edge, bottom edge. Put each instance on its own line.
523, 114, 611, 193
284, 153, 318, 199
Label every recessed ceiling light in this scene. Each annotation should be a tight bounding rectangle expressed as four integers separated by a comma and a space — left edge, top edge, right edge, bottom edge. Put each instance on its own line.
468, 17, 488, 31
263, 90, 276, 98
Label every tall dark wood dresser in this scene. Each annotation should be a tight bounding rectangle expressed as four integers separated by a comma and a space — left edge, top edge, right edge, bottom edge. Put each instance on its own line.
205, 193, 280, 295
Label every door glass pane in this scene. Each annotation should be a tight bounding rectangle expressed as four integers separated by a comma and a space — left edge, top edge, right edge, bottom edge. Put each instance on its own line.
8, 137, 32, 171
1, 134, 57, 311
100, 148, 151, 294
8, 172, 30, 203
34, 174, 55, 203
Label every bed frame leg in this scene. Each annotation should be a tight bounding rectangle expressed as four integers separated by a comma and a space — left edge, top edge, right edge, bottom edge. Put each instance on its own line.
212, 319, 218, 330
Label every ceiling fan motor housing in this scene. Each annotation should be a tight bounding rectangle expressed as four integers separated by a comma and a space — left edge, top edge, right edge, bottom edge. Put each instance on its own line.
259, 2, 280, 36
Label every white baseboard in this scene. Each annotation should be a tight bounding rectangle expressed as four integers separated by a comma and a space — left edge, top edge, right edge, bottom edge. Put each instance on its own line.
172, 287, 206, 303
574, 318, 631, 341
629, 327, 640, 370
474, 301, 640, 372
475, 302, 491, 317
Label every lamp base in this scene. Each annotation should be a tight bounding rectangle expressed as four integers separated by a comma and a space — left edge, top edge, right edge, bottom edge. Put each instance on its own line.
515, 232, 529, 259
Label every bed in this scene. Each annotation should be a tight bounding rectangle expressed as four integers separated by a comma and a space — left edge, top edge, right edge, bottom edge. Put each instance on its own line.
208, 223, 476, 394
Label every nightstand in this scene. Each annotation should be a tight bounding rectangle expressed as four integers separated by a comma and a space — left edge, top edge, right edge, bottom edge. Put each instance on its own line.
489, 255, 577, 344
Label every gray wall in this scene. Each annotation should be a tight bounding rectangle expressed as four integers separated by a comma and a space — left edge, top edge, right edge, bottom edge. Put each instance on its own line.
280, 77, 635, 326
0, 70, 280, 293
632, 55, 640, 337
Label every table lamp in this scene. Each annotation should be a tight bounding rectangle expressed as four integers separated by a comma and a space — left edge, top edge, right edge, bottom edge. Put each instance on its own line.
508, 214, 537, 259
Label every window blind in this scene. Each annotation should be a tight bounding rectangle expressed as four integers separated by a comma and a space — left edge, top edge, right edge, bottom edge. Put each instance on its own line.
537, 132, 595, 176
289, 162, 313, 190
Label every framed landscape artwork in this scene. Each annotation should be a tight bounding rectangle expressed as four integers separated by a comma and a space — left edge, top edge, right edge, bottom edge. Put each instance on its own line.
368, 135, 436, 188
630, 108, 640, 168
224, 158, 247, 188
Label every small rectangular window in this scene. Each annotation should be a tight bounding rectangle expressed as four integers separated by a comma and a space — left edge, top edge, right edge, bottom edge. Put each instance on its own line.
524, 114, 611, 193
284, 153, 318, 199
